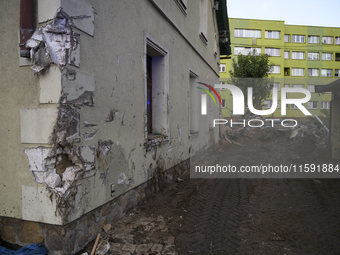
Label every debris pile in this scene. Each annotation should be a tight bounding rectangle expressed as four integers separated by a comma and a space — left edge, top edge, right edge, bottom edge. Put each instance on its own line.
220, 115, 330, 159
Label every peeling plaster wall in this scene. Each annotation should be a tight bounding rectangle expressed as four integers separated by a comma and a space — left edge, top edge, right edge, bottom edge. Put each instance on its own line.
0, 0, 220, 225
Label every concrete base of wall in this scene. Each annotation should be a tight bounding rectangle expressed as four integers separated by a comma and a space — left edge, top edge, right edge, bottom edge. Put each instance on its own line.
0, 159, 189, 254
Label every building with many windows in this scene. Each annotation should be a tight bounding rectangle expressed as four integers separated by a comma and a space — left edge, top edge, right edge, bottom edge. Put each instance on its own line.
219, 18, 340, 118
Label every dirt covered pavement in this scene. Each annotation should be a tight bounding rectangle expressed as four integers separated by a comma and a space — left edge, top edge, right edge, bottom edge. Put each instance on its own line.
81, 123, 340, 255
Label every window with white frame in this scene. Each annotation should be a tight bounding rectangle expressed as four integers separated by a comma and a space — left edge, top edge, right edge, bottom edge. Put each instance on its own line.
292, 51, 305, 59
321, 69, 332, 77
291, 68, 304, 76
265, 30, 280, 39
284, 84, 290, 88
269, 66, 280, 74
307, 101, 318, 109
264, 100, 280, 109
145, 37, 169, 136
284, 51, 290, 59
221, 99, 226, 108
263, 100, 272, 109
308, 36, 319, 44
234, 29, 261, 38
291, 104, 299, 109
308, 52, 319, 60
268, 82, 280, 91
335, 69, 340, 77
234, 47, 261, 55
336, 37, 340, 45
308, 68, 319, 77
322, 53, 333, 60
265, 48, 280, 56
321, 101, 330, 109
292, 35, 305, 43
307, 85, 316, 92
219, 64, 226, 72
284, 34, 290, 42
292, 84, 304, 88
322, 36, 333, 44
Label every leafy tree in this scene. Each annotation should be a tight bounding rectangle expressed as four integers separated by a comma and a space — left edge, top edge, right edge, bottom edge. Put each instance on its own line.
228, 50, 274, 110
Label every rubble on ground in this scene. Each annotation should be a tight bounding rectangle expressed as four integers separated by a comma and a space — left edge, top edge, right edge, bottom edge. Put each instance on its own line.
220, 115, 330, 159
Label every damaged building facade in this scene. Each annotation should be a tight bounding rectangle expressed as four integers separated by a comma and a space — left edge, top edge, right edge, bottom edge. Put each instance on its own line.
0, 0, 230, 253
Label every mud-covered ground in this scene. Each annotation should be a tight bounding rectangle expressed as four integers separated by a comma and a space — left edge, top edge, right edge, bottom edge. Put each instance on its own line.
81, 128, 340, 255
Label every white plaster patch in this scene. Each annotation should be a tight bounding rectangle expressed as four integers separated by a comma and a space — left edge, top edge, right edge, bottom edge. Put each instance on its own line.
61, 0, 94, 36
40, 67, 62, 103
20, 108, 58, 144
118, 172, 133, 187
24, 147, 53, 172
38, 0, 62, 23
79, 145, 95, 163
62, 70, 95, 101
22, 185, 62, 225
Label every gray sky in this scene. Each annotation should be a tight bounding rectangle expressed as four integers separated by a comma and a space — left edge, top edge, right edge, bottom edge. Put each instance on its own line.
227, 0, 340, 28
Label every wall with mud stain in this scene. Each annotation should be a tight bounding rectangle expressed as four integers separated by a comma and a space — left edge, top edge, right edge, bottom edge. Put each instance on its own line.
0, 0, 221, 225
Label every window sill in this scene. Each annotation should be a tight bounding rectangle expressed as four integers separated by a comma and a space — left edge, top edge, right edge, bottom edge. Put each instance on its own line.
199, 32, 208, 45
145, 133, 168, 151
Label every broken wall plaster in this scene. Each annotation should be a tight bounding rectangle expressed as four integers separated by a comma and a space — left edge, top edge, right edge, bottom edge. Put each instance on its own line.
26, 9, 80, 74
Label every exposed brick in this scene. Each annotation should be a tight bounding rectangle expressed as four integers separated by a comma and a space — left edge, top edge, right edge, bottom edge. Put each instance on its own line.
87, 212, 95, 227
2, 226, 16, 243
63, 232, 76, 253
116, 197, 122, 206
102, 203, 111, 217
18, 222, 43, 244
137, 186, 144, 194
9, 218, 22, 225
46, 228, 62, 251
77, 233, 88, 248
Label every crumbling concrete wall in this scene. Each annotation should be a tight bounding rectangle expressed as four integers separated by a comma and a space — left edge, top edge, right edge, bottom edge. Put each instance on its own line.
1, 0, 220, 252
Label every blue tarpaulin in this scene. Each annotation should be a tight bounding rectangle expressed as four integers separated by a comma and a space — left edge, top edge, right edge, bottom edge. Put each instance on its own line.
0, 244, 47, 255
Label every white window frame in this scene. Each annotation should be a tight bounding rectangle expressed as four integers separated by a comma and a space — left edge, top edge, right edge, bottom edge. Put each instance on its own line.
284, 34, 290, 42
284, 84, 290, 88
265, 30, 280, 39
291, 68, 305, 76
335, 69, 340, 77
307, 101, 318, 109
234, 47, 261, 55
234, 29, 261, 38
322, 36, 333, 44
308, 52, 319, 60
265, 48, 280, 56
308, 36, 319, 44
321, 69, 332, 77
269, 65, 280, 74
268, 82, 280, 91
322, 53, 333, 61
307, 85, 316, 93
292, 84, 304, 88
292, 35, 305, 43
219, 64, 226, 73
284, 51, 290, 59
307, 69, 319, 77
321, 101, 330, 109
336, 37, 340, 45
292, 51, 305, 60
144, 33, 170, 139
